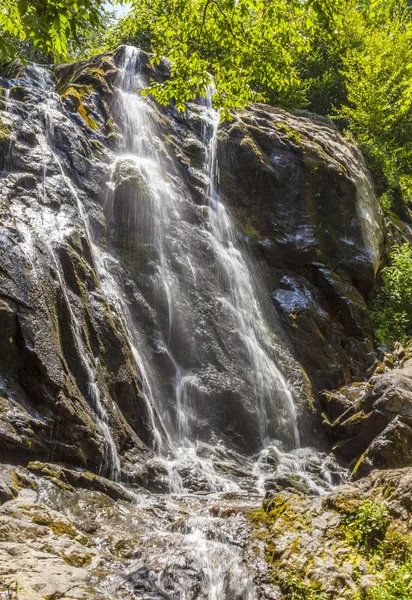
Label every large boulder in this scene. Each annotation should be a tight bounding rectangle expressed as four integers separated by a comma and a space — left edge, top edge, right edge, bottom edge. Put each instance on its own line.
322, 343, 412, 475
217, 106, 384, 391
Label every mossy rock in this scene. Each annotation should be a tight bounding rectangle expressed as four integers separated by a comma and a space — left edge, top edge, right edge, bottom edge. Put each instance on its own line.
0, 117, 10, 144
62, 84, 99, 130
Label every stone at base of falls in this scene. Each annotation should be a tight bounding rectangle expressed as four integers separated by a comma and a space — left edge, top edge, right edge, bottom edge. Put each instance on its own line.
0, 460, 264, 600
252, 467, 412, 599
322, 342, 412, 476
27, 461, 137, 502
0, 464, 19, 504
0, 464, 114, 599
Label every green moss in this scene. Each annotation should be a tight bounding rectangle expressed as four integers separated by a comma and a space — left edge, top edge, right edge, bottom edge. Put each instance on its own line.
0, 117, 10, 143
233, 206, 264, 241
61, 549, 92, 567
274, 121, 304, 146
62, 83, 91, 101
256, 483, 412, 600
90, 139, 104, 155
251, 508, 269, 527
62, 84, 99, 130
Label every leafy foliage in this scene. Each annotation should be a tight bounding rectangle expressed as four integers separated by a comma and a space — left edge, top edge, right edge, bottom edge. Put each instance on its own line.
117, 0, 350, 116
341, 501, 390, 554
372, 245, 412, 345
102, 1, 164, 54
338, 501, 412, 599
279, 573, 329, 600
339, 0, 412, 211
369, 562, 412, 599
0, 0, 110, 60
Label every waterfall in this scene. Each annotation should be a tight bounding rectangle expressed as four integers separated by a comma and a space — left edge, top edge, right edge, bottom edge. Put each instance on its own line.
202, 89, 300, 448
2, 65, 122, 481
103, 47, 301, 468
0, 50, 351, 600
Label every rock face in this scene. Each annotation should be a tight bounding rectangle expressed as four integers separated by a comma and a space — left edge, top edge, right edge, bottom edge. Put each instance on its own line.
218, 107, 384, 391
322, 342, 412, 476
251, 467, 412, 599
0, 47, 384, 476
0, 54, 154, 478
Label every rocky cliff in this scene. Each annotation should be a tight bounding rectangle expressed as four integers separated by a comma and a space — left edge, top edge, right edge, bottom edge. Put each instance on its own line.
0, 48, 385, 477
2, 45, 411, 600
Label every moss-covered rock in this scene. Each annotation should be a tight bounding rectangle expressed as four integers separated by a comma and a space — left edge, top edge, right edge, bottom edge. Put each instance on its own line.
251, 467, 412, 599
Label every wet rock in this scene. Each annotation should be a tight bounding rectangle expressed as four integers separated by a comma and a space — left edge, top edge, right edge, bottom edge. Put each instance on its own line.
27, 462, 137, 502
0, 72, 152, 475
0, 464, 19, 505
218, 106, 384, 391
264, 474, 311, 495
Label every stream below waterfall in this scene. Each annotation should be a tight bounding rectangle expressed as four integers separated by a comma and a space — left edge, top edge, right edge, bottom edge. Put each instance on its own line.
0, 48, 348, 598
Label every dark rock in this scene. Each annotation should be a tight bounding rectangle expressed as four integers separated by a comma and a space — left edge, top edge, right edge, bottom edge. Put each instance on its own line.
217, 106, 384, 390
264, 473, 310, 495
322, 360, 412, 475
27, 461, 136, 502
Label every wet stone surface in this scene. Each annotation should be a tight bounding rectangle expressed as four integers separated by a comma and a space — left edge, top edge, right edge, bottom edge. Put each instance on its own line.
0, 451, 343, 600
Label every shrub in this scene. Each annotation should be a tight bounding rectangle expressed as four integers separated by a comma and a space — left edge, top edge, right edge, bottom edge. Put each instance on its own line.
341, 501, 390, 554
369, 562, 412, 600
372, 244, 412, 346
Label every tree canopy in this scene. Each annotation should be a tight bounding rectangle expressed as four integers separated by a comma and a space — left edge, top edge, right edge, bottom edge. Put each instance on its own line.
0, 0, 107, 60
120, 0, 349, 114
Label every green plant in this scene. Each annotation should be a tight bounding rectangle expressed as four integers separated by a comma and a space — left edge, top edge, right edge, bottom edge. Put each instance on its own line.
381, 530, 412, 563
341, 501, 390, 554
279, 573, 330, 600
369, 562, 412, 599
372, 244, 412, 346
0, 0, 113, 60
104, 0, 350, 115
339, 0, 412, 208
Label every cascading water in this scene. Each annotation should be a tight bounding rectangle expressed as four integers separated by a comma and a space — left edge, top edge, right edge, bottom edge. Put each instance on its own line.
202, 91, 300, 448
105, 47, 302, 466
92, 49, 345, 599
0, 50, 348, 599
27, 70, 122, 481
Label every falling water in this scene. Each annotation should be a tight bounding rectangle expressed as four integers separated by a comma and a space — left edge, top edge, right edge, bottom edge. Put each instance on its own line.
3, 65, 123, 480
202, 91, 300, 447
39, 62, 172, 467
108, 47, 301, 460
